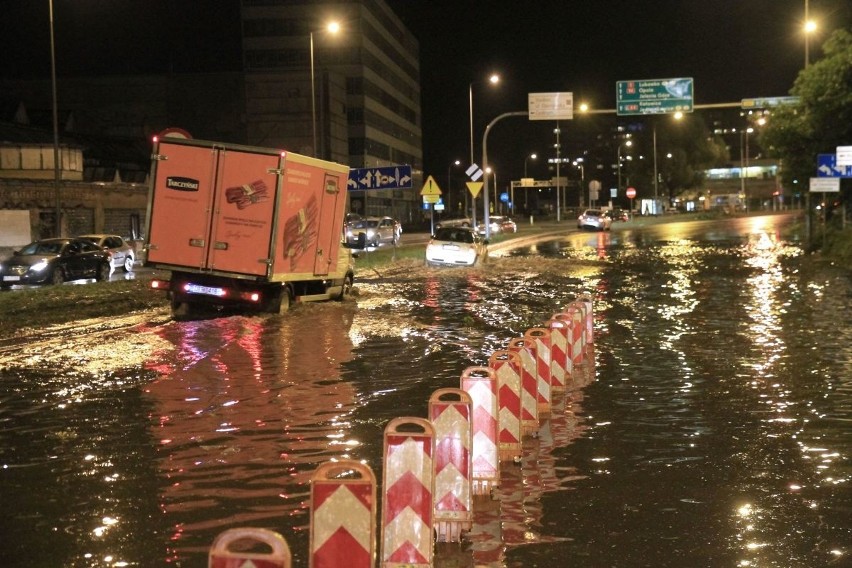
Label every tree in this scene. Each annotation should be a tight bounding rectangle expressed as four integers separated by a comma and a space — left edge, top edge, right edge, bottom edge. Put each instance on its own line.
760, 28, 852, 192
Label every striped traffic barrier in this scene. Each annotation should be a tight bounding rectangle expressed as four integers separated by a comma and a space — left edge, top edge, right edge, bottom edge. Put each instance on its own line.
310, 460, 376, 568
524, 327, 552, 417
546, 316, 573, 391
556, 306, 585, 366
507, 337, 539, 437
577, 293, 595, 347
428, 388, 473, 543
567, 300, 591, 357
381, 417, 435, 567
460, 366, 500, 496
209, 527, 291, 568
488, 349, 523, 462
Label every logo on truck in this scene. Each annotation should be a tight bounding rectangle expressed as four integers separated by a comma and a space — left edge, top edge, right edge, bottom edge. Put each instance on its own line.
166, 176, 200, 191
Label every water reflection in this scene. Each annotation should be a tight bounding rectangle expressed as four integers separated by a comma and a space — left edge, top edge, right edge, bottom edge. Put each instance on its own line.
2, 214, 849, 567
143, 305, 358, 563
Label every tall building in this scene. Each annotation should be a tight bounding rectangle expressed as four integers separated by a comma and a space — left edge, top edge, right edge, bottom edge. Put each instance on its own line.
0, 0, 423, 233
241, 0, 423, 221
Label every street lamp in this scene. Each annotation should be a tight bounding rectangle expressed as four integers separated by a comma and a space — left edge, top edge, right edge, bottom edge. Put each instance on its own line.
469, 74, 499, 216
740, 127, 754, 212
617, 140, 633, 201
524, 153, 537, 178
652, 113, 683, 211
804, 0, 816, 68
447, 160, 461, 214
310, 21, 340, 158
49, 0, 61, 236
485, 167, 498, 215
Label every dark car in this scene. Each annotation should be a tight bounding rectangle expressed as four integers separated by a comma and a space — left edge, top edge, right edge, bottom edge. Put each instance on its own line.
0, 238, 111, 288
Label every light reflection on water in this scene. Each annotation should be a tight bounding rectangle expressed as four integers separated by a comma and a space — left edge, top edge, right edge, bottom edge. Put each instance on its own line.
0, 215, 849, 567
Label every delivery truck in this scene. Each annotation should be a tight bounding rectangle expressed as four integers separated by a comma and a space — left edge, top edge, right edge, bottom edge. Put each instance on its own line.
144, 136, 355, 317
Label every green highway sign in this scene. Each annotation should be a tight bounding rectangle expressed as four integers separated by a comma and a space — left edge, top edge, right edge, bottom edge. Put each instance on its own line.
616, 78, 693, 116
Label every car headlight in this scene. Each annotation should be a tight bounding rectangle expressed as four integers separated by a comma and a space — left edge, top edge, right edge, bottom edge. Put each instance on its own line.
31, 259, 49, 272
366, 230, 375, 237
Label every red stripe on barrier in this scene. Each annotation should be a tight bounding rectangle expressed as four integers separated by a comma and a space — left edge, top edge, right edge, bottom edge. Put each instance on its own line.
310, 460, 376, 568
507, 337, 539, 437
524, 327, 553, 417
381, 417, 435, 567
488, 350, 522, 462
209, 528, 291, 568
429, 388, 473, 543
460, 366, 500, 496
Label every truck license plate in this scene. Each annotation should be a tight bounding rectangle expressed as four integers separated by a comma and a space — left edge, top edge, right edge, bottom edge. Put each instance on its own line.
185, 283, 226, 297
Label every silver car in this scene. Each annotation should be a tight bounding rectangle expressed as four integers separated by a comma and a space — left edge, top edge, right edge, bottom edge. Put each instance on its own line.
577, 209, 612, 231
78, 234, 136, 272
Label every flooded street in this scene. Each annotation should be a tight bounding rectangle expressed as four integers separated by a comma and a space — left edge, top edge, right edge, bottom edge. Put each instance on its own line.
1, 213, 849, 567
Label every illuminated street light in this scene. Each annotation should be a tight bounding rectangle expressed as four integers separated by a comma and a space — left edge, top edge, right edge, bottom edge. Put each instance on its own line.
310, 21, 341, 158
741, 127, 754, 212
524, 153, 537, 178
468, 73, 499, 217
804, 0, 816, 67
446, 160, 461, 214
617, 139, 633, 203
49, 0, 61, 236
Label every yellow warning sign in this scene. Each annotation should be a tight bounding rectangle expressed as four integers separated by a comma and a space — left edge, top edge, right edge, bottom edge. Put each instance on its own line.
420, 175, 442, 196
466, 181, 483, 198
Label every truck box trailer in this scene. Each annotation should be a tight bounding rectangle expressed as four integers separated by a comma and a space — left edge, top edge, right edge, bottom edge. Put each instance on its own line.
144, 137, 354, 317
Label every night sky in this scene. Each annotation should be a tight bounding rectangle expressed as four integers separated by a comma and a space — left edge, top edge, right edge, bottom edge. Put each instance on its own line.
3, 0, 850, 184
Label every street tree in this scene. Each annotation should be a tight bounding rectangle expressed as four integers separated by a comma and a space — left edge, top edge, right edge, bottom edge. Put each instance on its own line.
760, 28, 852, 192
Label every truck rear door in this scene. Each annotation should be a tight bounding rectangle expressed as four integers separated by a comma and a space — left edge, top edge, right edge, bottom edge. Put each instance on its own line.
207, 148, 280, 277
147, 141, 217, 269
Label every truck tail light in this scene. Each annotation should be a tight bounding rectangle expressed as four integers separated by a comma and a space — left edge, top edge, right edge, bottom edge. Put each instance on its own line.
151, 279, 170, 291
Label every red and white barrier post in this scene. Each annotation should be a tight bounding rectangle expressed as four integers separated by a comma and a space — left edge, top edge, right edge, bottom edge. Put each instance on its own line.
428, 388, 473, 543
488, 350, 523, 462
547, 316, 572, 392
310, 460, 376, 568
381, 417, 435, 568
460, 366, 500, 496
577, 293, 595, 347
524, 327, 553, 417
556, 306, 585, 366
507, 337, 539, 437
209, 528, 291, 568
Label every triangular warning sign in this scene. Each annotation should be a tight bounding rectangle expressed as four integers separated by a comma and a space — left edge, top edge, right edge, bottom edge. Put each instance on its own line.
466, 181, 483, 198
420, 175, 442, 196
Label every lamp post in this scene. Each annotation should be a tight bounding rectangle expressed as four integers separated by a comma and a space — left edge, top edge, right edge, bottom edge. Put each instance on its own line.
447, 160, 461, 214
469, 74, 499, 216
49, 0, 61, 237
740, 127, 754, 212
573, 158, 585, 207
522, 153, 536, 211
310, 21, 340, 158
617, 140, 633, 204
804, 0, 816, 68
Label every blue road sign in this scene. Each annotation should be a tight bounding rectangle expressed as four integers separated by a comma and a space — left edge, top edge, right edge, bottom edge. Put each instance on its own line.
347, 165, 413, 190
817, 154, 852, 178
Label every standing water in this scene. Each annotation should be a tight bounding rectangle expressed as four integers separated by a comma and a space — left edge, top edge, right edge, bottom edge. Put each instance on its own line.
0, 213, 848, 567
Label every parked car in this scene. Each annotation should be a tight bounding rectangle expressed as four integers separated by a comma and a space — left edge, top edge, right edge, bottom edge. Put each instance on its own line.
78, 233, 136, 272
345, 216, 401, 247
477, 215, 517, 235
604, 208, 629, 223
435, 216, 473, 230
425, 227, 488, 267
578, 209, 612, 231
0, 238, 111, 288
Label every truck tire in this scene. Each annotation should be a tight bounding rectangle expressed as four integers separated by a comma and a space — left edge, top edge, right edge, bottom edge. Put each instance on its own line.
334, 274, 353, 301
171, 298, 192, 319
272, 285, 292, 314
